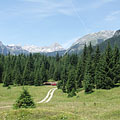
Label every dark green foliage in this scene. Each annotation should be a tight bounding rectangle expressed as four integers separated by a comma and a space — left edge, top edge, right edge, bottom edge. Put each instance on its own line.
84, 54, 94, 93
3, 71, 12, 87
66, 67, 76, 94
34, 69, 41, 86
95, 59, 106, 89
53, 63, 61, 81
40, 63, 47, 83
0, 62, 3, 83
14, 88, 35, 109
1, 38, 120, 97
94, 45, 101, 68
68, 88, 76, 97
104, 43, 114, 88
75, 59, 83, 89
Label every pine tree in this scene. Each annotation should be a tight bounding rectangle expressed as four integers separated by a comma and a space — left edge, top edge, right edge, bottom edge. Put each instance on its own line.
88, 42, 93, 55
14, 88, 35, 108
94, 45, 101, 68
3, 70, 12, 87
61, 65, 68, 92
22, 55, 34, 85
0, 62, 3, 83
104, 43, 114, 88
113, 61, 120, 83
53, 63, 61, 81
75, 58, 83, 89
112, 45, 120, 83
66, 67, 76, 94
34, 69, 41, 86
14, 70, 21, 85
81, 44, 88, 83
95, 58, 106, 89
83, 54, 94, 93
40, 63, 47, 83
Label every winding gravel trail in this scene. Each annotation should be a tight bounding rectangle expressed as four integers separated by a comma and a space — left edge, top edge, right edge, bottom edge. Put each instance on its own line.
37, 88, 57, 103
45, 88, 57, 103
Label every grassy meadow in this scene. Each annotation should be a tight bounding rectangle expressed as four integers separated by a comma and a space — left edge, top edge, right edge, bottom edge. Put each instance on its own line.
0, 84, 120, 120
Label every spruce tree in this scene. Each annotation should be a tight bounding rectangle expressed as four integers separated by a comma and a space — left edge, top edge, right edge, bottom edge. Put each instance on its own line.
94, 45, 101, 68
40, 63, 47, 83
3, 70, 12, 87
104, 43, 114, 88
53, 64, 61, 81
34, 69, 41, 86
75, 58, 83, 89
61, 65, 68, 92
66, 67, 76, 95
14, 88, 35, 108
83, 54, 94, 93
112, 45, 120, 83
95, 58, 106, 89
0, 62, 3, 83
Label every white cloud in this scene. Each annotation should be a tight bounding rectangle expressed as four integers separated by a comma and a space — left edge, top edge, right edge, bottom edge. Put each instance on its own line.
105, 10, 120, 21
5, 0, 75, 19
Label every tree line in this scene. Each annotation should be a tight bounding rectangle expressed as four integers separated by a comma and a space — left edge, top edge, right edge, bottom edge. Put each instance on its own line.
0, 42, 120, 97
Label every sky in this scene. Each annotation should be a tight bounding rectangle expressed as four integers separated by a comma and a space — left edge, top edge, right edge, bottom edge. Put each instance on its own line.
0, 0, 120, 48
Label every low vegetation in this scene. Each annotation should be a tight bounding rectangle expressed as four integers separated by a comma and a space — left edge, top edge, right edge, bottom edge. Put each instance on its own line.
0, 84, 120, 120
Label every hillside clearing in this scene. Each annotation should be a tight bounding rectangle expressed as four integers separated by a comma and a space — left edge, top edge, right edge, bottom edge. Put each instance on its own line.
0, 84, 120, 120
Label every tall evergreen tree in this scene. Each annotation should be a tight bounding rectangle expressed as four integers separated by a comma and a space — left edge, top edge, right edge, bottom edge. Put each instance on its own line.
34, 69, 42, 86
83, 54, 94, 93
95, 58, 106, 89
66, 67, 76, 94
61, 65, 68, 92
104, 43, 114, 88
75, 58, 83, 89
112, 45, 120, 83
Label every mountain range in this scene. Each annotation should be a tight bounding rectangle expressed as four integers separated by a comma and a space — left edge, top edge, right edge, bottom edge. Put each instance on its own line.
0, 30, 119, 56
65, 30, 115, 54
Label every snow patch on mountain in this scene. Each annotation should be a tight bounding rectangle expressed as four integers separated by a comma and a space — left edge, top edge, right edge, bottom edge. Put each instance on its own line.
22, 43, 65, 53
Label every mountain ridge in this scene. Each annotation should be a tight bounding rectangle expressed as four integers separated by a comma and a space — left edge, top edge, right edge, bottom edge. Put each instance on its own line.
65, 30, 115, 54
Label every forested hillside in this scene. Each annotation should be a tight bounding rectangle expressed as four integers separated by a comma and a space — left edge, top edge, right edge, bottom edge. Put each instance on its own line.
0, 40, 120, 97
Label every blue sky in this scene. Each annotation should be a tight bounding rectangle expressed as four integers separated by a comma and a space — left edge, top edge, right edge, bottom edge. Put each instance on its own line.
0, 0, 120, 48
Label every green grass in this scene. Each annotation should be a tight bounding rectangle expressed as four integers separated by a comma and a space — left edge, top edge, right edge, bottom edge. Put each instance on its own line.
0, 84, 120, 120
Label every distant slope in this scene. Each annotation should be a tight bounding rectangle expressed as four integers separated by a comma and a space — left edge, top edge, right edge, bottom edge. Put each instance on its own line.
98, 30, 120, 51
0, 41, 66, 56
22, 43, 65, 53
7, 45, 29, 55
43, 50, 66, 56
66, 30, 115, 54
0, 41, 10, 55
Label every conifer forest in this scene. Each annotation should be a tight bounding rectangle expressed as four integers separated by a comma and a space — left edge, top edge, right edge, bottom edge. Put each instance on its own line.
0, 43, 120, 97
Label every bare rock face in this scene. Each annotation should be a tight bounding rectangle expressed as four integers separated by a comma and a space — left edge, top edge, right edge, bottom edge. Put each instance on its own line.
65, 30, 115, 54
114, 30, 120, 37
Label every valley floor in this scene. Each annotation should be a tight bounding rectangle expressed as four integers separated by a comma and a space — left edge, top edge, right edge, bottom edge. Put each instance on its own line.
0, 84, 120, 120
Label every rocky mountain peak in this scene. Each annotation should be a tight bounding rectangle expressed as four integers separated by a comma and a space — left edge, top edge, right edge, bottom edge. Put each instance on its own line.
114, 30, 120, 37
22, 42, 65, 53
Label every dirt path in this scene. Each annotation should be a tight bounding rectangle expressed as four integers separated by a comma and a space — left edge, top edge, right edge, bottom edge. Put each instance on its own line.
37, 88, 57, 103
